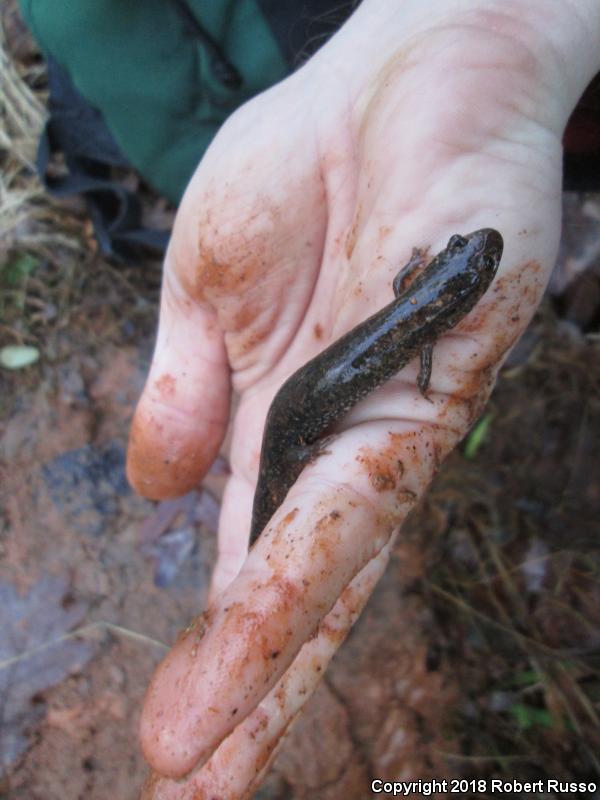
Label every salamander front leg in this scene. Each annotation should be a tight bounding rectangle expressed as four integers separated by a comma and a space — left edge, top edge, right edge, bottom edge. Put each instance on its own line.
393, 247, 429, 298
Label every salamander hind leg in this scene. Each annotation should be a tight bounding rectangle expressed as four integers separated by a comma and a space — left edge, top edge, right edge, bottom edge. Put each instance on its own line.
417, 344, 434, 398
287, 435, 336, 467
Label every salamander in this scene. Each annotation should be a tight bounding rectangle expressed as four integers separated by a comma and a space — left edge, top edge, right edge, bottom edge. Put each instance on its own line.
249, 228, 503, 545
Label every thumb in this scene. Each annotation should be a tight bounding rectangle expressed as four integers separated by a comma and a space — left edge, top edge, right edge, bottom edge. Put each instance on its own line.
127, 255, 231, 500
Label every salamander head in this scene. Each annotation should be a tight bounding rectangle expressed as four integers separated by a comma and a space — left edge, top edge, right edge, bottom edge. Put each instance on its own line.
446, 228, 503, 285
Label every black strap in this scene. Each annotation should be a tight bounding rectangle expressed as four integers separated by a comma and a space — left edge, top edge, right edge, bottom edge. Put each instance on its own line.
37, 57, 170, 261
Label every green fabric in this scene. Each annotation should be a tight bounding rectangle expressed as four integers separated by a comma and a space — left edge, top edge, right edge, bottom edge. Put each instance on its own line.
19, 1, 289, 202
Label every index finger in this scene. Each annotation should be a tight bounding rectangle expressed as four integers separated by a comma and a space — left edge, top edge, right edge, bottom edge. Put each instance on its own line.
142, 536, 395, 798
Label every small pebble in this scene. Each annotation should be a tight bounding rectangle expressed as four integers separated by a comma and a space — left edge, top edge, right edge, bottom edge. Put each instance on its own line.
0, 344, 40, 369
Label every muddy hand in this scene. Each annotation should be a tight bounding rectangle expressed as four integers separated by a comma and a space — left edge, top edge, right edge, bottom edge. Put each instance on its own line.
126, 0, 600, 795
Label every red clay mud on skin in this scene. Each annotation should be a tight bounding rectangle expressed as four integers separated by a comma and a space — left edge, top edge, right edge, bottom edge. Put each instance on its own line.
140, 577, 309, 778
127, 408, 220, 500
355, 437, 409, 494
154, 374, 177, 397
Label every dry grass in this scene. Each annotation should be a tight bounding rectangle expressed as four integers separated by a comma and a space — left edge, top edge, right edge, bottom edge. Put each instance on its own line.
0, 16, 87, 254
423, 318, 600, 786
0, 7, 164, 362
0, 12, 93, 349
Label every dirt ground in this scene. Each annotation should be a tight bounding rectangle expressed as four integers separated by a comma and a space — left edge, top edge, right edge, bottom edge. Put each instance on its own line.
2, 8, 600, 799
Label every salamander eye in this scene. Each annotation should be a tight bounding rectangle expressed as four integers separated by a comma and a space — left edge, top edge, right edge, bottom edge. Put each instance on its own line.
448, 234, 468, 249
483, 255, 496, 271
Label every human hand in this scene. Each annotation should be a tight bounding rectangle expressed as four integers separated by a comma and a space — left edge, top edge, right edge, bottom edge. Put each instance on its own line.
126, 0, 600, 795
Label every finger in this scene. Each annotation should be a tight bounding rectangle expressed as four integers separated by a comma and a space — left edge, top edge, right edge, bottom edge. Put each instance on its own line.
139, 416, 448, 779
127, 259, 231, 500
141, 539, 393, 799
208, 472, 254, 601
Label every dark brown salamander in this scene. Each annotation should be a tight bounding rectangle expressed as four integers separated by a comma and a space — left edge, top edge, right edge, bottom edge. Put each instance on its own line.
249, 228, 503, 545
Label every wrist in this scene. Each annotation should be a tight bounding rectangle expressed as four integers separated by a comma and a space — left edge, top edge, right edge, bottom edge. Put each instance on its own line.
311, 0, 600, 137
